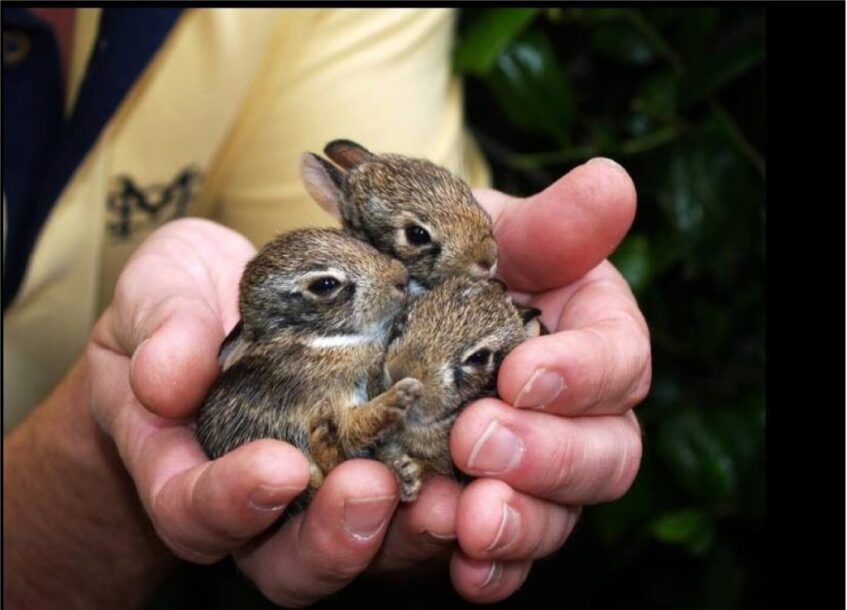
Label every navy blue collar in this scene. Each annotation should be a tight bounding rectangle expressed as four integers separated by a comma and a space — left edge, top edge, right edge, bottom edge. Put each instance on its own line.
2, 7, 183, 309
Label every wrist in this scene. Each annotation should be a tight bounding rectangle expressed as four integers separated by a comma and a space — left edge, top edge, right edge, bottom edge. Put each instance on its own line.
4, 357, 177, 609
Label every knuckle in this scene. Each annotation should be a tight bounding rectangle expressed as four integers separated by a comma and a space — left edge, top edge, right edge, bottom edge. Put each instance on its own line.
541, 507, 579, 558
299, 535, 368, 585
156, 526, 222, 564
615, 318, 652, 411
539, 436, 579, 500
322, 555, 367, 582
622, 351, 652, 409
592, 334, 617, 409
605, 429, 643, 501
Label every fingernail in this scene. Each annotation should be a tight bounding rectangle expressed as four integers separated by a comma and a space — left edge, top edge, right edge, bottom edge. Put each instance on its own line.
248, 485, 295, 512
514, 368, 565, 409
344, 495, 397, 540
467, 421, 524, 474
485, 503, 521, 552
587, 156, 626, 172
467, 560, 503, 589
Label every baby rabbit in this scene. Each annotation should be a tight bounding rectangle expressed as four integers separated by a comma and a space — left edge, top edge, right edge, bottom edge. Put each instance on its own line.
300, 140, 497, 295
196, 228, 421, 511
379, 277, 542, 501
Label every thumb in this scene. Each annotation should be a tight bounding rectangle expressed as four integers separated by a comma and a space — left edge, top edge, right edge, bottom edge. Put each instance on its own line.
97, 219, 255, 419
485, 158, 637, 293
129, 305, 227, 419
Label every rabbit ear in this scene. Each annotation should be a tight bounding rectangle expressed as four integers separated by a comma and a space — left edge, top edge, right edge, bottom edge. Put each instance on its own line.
218, 319, 249, 371
516, 305, 545, 338
300, 153, 345, 217
488, 278, 509, 293
324, 139, 375, 170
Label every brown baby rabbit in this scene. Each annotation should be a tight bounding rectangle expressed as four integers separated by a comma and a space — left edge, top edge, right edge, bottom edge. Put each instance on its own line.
196, 228, 422, 513
300, 140, 497, 295
380, 277, 542, 501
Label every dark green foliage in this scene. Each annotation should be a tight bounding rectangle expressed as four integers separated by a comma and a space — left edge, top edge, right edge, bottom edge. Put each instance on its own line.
456, 7, 764, 609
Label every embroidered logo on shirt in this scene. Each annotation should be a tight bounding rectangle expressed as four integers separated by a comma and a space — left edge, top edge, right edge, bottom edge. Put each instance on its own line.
107, 166, 202, 239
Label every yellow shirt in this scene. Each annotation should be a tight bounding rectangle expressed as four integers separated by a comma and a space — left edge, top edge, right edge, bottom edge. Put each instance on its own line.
3, 8, 489, 432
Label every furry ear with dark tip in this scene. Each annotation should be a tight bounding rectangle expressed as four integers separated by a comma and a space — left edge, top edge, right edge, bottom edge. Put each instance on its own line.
324, 139, 375, 170
300, 152, 345, 217
516, 304, 545, 338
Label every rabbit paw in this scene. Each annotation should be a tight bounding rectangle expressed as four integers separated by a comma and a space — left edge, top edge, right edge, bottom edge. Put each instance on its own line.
391, 377, 424, 413
393, 455, 423, 502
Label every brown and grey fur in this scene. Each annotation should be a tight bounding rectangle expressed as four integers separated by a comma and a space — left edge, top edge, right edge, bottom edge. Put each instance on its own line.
196, 229, 421, 513
301, 140, 497, 294
313, 276, 542, 501
379, 277, 541, 500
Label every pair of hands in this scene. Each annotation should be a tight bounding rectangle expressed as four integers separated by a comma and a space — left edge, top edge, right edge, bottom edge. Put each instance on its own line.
86, 158, 650, 606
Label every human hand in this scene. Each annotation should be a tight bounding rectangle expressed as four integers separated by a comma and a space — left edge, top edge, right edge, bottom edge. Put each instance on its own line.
85, 219, 429, 607
369, 158, 651, 603
85, 156, 648, 606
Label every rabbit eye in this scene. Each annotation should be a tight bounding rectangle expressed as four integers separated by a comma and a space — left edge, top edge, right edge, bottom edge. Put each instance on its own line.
405, 224, 431, 246
307, 276, 342, 296
464, 348, 492, 367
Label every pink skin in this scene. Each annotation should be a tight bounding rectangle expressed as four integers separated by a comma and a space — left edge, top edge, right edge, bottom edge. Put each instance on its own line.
86, 157, 649, 605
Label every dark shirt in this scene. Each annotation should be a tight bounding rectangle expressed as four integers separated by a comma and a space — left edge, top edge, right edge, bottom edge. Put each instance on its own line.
1, 7, 181, 308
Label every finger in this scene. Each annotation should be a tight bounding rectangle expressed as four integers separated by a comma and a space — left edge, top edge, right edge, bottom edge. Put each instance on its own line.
475, 158, 637, 293
456, 478, 580, 561
235, 460, 399, 609
449, 553, 532, 604
499, 262, 652, 416
370, 475, 462, 574
451, 400, 642, 505
117, 398, 309, 561
87, 344, 311, 562
128, 308, 227, 419
149, 440, 312, 562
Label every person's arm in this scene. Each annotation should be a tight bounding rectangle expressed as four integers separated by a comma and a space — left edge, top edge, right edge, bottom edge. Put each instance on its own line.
3, 359, 174, 609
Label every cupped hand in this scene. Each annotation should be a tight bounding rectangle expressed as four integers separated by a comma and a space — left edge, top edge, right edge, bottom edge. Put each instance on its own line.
382, 158, 652, 603
84, 155, 650, 607
85, 219, 441, 607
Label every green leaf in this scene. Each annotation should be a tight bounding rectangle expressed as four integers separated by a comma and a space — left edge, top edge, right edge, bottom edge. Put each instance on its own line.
591, 21, 657, 65
642, 8, 688, 29
655, 131, 732, 244
590, 466, 654, 545
672, 8, 720, 63
485, 30, 576, 145
680, 44, 765, 105
651, 508, 715, 555
710, 395, 765, 475
638, 71, 679, 117
656, 408, 738, 502
653, 124, 761, 285
579, 8, 632, 23
454, 8, 541, 76
611, 234, 651, 293
623, 113, 654, 137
